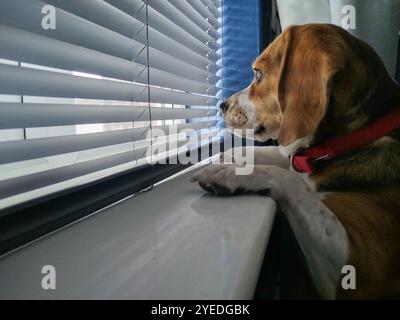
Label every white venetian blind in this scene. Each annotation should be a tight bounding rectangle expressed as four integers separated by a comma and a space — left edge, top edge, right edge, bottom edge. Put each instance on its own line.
0, 0, 223, 210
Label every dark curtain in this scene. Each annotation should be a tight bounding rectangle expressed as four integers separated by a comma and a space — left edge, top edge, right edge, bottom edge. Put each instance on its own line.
259, 0, 281, 52
396, 33, 400, 84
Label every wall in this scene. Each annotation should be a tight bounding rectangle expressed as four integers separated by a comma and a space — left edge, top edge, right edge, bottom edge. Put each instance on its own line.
276, 0, 400, 77
276, 0, 331, 29
330, 0, 400, 77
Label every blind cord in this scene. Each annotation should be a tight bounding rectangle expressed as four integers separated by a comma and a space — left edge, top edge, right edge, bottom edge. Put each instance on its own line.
144, 0, 156, 191
18, 61, 27, 140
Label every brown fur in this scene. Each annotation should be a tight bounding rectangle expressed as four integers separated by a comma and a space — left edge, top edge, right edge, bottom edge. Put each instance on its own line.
324, 189, 400, 299
249, 24, 400, 298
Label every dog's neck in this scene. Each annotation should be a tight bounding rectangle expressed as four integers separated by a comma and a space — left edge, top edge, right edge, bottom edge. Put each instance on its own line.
309, 74, 400, 192
312, 114, 400, 192
313, 71, 400, 146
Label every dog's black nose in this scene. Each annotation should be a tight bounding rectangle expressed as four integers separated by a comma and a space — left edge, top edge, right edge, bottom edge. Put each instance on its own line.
219, 102, 229, 113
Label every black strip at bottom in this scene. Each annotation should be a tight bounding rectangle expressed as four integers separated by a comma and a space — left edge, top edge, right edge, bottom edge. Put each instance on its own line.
396, 32, 400, 84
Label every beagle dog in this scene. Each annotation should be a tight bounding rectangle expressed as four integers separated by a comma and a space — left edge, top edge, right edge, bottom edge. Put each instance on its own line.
191, 24, 400, 299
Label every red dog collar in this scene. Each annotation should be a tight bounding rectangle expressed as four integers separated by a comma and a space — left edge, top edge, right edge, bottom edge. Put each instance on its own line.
291, 108, 400, 174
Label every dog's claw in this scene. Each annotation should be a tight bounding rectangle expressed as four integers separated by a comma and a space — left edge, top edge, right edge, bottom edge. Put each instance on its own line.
209, 183, 233, 196
198, 181, 214, 193
258, 188, 271, 196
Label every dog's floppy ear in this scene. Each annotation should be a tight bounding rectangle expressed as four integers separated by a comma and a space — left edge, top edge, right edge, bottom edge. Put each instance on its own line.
277, 26, 339, 146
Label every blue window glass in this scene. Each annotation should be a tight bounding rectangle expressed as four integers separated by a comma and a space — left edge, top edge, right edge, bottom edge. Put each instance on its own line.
218, 0, 260, 131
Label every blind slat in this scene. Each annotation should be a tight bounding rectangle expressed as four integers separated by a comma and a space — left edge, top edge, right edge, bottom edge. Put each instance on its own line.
0, 0, 210, 83
211, 0, 222, 10
0, 138, 221, 205
0, 148, 149, 202
0, 103, 217, 129
0, 121, 216, 165
198, 0, 222, 19
0, 64, 216, 106
104, 0, 218, 56
0, 0, 222, 211
44, 0, 213, 68
185, 0, 222, 31
168, 0, 220, 40
146, 0, 217, 49
0, 25, 214, 95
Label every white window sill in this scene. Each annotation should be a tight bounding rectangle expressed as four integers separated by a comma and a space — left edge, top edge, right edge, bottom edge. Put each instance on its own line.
0, 164, 277, 299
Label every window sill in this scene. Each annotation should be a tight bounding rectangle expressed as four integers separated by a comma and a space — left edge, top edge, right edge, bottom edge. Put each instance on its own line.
0, 164, 277, 299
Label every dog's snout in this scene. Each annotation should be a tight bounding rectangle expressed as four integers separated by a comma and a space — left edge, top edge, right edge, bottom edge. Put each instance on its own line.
219, 102, 229, 113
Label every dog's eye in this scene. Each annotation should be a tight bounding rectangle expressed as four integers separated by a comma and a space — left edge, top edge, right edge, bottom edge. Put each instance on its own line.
254, 69, 263, 84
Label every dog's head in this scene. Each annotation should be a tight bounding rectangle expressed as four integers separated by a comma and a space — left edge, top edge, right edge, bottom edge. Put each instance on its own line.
220, 24, 399, 152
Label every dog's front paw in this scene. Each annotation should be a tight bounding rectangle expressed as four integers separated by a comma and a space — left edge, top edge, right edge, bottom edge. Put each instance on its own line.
191, 164, 242, 195
191, 164, 268, 196
191, 164, 303, 198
